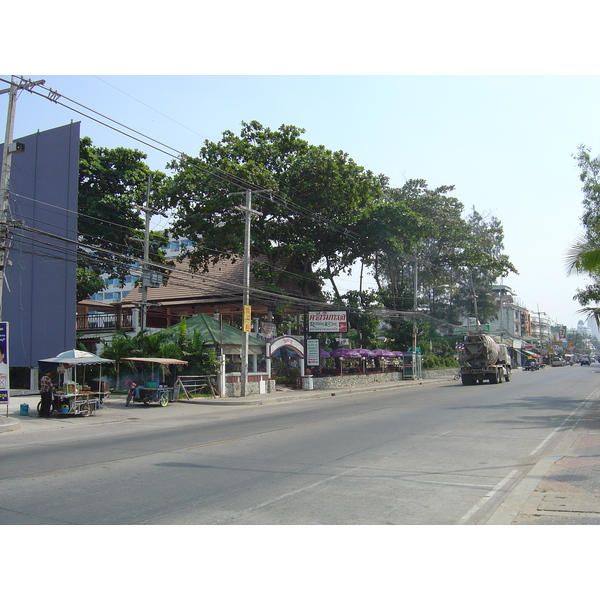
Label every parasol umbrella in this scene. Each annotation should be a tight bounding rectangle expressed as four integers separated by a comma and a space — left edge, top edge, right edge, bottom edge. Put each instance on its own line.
38, 349, 115, 390
371, 349, 395, 357
38, 349, 115, 368
319, 349, 331, 357
330, 348, 363, 358
356, 348, 376, 358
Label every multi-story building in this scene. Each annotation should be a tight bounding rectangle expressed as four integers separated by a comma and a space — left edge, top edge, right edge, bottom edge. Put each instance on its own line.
90, 235, 194, 304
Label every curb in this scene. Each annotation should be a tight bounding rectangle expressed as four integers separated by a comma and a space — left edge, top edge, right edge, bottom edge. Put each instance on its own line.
0, 377, 452, 430
189, 376, 449, 406
0, 417, 22, 433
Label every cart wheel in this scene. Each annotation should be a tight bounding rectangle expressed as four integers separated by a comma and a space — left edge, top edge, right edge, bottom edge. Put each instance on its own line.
37, 400, 55, 416
159, 393, 168, 407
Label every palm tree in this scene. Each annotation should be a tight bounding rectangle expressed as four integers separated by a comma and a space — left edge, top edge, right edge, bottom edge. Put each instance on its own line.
566, 235, 600, 325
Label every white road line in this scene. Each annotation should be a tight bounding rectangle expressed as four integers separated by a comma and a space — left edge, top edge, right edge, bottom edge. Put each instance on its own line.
529, 388, 600, 456
456, 469, 519, 524
249, 467, 361, 512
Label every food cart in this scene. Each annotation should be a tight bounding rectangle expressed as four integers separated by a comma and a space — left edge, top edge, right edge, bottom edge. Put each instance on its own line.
37, 349, 114, 417
51, 390, 99, 416
122, 357, 188, 407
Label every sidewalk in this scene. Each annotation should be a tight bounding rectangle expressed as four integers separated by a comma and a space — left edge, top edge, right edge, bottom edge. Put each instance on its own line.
0, 376, 444, 432
487, 399, 600, 525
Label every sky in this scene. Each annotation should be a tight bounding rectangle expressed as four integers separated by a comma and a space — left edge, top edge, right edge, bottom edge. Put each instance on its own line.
3, 3, 600, 331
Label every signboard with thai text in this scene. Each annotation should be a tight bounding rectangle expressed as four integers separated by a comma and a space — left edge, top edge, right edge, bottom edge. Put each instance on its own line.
308, 311, 348, 333
243, 305, 252, 332
0, 322, 9, 405
306, 339, 320, 367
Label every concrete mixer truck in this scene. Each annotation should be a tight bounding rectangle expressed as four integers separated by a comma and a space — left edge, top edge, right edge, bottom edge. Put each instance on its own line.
458, 333, 512, 385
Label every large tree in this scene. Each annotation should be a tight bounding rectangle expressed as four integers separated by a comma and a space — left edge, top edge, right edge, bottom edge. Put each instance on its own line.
77, 137, 170, 300
566, 145, 600, 323
160, 121, 386, 299
370, 181, 516, 345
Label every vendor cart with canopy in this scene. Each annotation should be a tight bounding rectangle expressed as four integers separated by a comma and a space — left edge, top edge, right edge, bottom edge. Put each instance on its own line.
37, 349, 114, 416
122, 357, 188, 407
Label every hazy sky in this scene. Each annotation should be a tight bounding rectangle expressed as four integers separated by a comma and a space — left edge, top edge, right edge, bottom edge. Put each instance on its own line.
4, 3, 600, 330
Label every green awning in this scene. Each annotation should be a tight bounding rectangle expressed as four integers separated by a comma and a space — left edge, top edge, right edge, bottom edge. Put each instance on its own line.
164, 313, 266, 355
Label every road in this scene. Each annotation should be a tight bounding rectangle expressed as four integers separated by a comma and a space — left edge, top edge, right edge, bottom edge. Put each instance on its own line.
1, 364, 597, 524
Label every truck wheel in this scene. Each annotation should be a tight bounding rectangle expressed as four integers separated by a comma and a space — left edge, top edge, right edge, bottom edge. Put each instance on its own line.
504, 371, 511, 382
489, 373, 498, 384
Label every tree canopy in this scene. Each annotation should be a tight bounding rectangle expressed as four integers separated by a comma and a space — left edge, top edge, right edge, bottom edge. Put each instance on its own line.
160, 121, 386, 297
76, 137, 170, 300
567, 145, 600, 322
81, 121, 518, 351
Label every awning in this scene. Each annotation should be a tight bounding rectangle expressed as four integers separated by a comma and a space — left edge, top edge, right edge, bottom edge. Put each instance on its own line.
122, 357, 188, 365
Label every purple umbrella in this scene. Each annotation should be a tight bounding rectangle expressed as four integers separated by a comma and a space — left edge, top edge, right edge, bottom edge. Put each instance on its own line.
355, 348, 376, 358
320, 349, 331, 357
330, 348, 363, 358
372, 349, 395, 357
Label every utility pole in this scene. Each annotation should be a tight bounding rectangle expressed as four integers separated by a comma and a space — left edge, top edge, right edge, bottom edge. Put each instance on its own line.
229, 188, 269, 396
141, 175, 152, 330
534, 305, 548, 361
412, 259, 418, 354
134, 175, 165, 331
468, 270, 479, 331
0, 76, 45, 319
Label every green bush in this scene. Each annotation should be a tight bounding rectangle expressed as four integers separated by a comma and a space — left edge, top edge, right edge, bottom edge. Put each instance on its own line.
422, 356, 459, 370
274, 366, 301, 387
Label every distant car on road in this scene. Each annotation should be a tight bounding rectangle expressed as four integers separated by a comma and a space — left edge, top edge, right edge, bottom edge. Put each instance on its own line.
523, 359, 539, 371
551, 357, 566, 367
580, 356, 591, 365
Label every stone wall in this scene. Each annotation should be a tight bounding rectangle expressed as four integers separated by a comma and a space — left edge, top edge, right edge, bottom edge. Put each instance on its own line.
304, 368, 454, 391
421, 368, 456, 379
225, 368, 455, 396
225, 378, 277, 397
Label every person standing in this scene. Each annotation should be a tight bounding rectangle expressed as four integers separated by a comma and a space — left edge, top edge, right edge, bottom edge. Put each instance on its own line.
39, 371, 55, 417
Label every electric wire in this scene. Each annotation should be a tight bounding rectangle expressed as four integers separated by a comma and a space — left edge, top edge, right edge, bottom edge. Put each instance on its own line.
2, 76, 407, 307
24, 77, 367, 242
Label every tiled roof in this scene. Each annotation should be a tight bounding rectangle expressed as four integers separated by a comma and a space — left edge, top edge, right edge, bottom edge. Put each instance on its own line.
122, 256, 295, 306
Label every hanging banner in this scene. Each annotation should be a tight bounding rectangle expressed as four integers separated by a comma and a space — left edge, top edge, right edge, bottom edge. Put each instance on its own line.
243, 305, 252, 332
0, 322, 9, 405
308, 311, 348, 333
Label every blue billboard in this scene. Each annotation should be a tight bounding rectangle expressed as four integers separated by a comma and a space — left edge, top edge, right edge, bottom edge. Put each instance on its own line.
1, 123, 80, 367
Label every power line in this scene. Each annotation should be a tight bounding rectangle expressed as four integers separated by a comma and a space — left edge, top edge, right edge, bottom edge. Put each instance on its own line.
3, 76, 384, 302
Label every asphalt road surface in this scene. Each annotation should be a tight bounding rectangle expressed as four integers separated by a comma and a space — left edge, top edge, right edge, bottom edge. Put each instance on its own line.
1, 364, 597, 524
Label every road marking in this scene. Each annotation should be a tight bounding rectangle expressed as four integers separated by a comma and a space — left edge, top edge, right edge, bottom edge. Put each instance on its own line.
27, 462, 120, 478
248, 467, 361, 512
186, 424, 317, 451
529, 388, 600, 456
456, 469, 519, 524
187, 438, 244, 449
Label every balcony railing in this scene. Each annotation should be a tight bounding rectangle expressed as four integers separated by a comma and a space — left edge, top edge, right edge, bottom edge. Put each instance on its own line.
145, 311, 181, 329
77, 313, 134, 330
77, 311, 181, 331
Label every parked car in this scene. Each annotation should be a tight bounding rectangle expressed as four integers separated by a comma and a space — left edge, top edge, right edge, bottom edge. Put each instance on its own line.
580, 356, 591, 365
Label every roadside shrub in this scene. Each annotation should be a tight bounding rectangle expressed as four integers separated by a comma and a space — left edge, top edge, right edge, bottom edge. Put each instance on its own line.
422, 355, 459, 370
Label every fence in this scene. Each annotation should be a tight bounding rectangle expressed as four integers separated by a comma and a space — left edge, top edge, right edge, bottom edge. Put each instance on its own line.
173, 375, 217, 401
